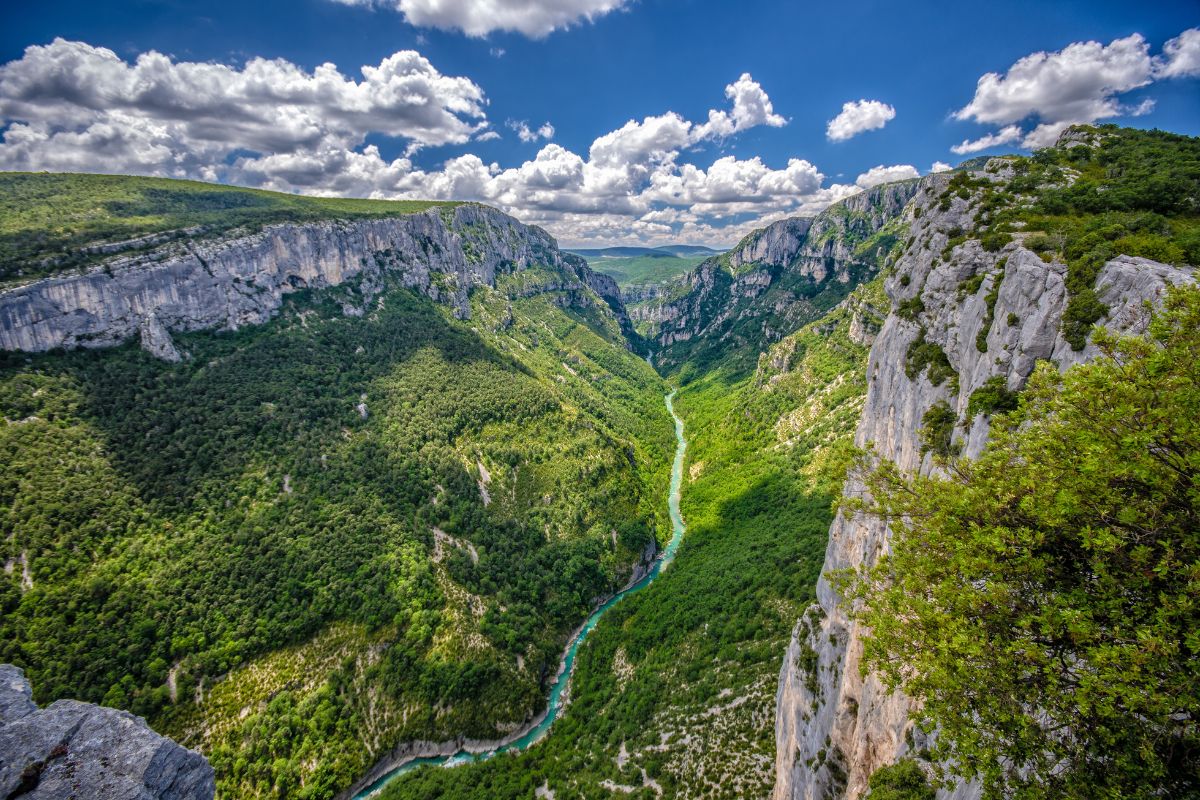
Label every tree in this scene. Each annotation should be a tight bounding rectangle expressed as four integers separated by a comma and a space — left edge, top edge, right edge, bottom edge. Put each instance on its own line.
843, 285, 1200, 799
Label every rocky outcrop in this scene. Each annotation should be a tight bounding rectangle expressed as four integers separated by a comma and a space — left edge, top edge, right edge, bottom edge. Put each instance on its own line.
640, 179, 921, 370
0, 204, 627, 360
727, 217, 814, 271
0, 664, 214, 799
772, 166, 1194, 800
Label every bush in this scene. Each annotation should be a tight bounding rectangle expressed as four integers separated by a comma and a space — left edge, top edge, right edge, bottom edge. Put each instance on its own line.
866, 760, 936, 800
905, 331, 955, 387
918, 401, 958, 458
966, 376, 1019, 419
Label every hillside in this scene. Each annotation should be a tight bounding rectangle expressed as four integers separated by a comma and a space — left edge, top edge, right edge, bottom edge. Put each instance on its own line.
2, 125, 1197, 800
775, 124, 1199, 799
585, 253, 709, 289
0, 183, 673, 798
0, 172, 457, 285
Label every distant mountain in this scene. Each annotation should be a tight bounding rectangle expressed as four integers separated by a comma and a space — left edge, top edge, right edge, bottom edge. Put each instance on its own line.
653, 244, 723, 257
567, 246, 673, 258
566, 244, 722, 259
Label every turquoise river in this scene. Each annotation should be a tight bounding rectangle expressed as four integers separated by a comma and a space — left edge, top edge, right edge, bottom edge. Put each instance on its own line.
353, 390, 688, 799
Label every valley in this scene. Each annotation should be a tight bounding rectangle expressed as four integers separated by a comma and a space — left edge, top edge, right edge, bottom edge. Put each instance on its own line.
1, 124, 1198, 800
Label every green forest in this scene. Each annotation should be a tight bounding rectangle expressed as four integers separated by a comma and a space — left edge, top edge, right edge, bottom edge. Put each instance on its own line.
374, 277, 886, 800
0, 272, 671, 797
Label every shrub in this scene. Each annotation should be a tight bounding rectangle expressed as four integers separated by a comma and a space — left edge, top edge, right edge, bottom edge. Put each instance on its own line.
918, 401, 958, 458
906, 331, 955, 387
966, 376, 1019, 419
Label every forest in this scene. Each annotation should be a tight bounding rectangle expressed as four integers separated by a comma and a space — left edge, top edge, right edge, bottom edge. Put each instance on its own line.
0, 273, 671, 798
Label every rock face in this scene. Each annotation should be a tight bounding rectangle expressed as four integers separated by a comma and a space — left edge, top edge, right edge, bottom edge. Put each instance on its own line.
727, 217, 814, 271
640, 180, 921, 369
0, 664, 214, 800
771, 169, 1194, 800
0, 204, 627, 359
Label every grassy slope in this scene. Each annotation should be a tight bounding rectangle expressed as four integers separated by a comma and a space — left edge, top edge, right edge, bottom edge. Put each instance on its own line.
377, 277, 886, 800
0, 172, 457, 284
587, 254, 709, 288
0, 273, 671, 799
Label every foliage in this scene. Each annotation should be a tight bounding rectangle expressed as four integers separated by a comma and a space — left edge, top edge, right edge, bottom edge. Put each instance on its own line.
905, 330, 955, 386
866, 760, 936, 800
0, 172, 456, 284
917, 401, 958, 458
843, 285, 1200, 799
0, 277, 670, 799
965, 376, 1019, 420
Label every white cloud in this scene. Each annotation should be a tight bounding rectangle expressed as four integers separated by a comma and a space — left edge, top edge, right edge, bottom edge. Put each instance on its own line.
855, 164, 919, 189
951, 30, 1200, 153
826, 99, 895, 142
930, 161, 952, 173
508, 119, 555, 143
490, 47, 506, 58
950, 124, 1023, 154
955, 33, 1155, 127
331, 0, 631, 38
694, 72, 787, 139
1156, 28, 1200, 78
0, 37, 487, 179
0, 46, 849, 246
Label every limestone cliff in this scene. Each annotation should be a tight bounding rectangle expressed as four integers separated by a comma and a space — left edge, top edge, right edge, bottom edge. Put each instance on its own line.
0, 203, 627, 359
0, 664, 213, 800
771, 163, 1194, 799
641, 180, 920, 372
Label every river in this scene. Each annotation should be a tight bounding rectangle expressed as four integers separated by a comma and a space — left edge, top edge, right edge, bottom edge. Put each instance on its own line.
352, 390, 688, 799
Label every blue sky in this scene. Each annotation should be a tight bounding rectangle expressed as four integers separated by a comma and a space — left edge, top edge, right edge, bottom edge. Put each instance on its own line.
1, 0, 1198, 246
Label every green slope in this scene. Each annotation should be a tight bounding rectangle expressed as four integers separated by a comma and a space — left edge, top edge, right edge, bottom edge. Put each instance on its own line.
0, 271, 671, 798
0, 172, 458, 284
376, 278, 885, 800
584, 253, 708, 289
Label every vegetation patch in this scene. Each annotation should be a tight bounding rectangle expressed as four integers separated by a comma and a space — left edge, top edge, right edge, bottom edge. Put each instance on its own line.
905, 330, 955, 386
965, 376, 1019, 420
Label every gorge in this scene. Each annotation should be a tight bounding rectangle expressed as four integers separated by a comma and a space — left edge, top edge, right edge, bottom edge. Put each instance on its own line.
1, 124, 1197, 800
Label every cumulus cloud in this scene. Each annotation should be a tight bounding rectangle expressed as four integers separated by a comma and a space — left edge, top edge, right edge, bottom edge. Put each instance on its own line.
930, 161, 952, 173
508, 120, 555, 143
0, 37, 487, 179
826, 99, 895, 141
955, 33, 1154, 128
0, 45, 850, 246
694, 72, 787, 139
855, 164, 919, 189
331, 0, 631, 38
951, 29, 1200, 153
1156, 28, 1200, 78
950, 124, 1023, 155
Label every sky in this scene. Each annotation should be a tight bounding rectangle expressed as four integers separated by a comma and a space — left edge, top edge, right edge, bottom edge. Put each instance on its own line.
1, 1, 1198, 247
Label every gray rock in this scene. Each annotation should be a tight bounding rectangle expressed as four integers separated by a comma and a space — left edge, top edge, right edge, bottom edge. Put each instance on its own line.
640, 178, 922, 364
771, 166, 1195, 800
0, 665, 214, 800
0, 204, 628, 360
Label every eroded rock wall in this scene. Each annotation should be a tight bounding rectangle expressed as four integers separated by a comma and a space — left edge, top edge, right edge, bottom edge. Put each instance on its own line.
772, 170, 1193, 800
0, 204, 624, 359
